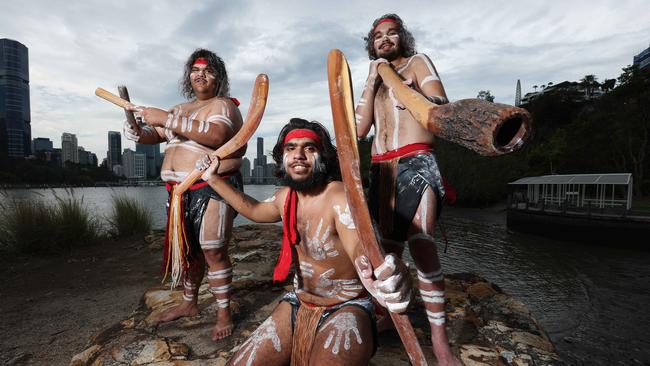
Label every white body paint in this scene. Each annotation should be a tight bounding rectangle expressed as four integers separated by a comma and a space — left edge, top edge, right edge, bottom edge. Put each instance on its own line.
304, 219, 338, 260
299, 261, 314, 279
426, 310, 446, 326
417, 268, 443, 284
199, 201, 228, 249
322, 312, 363, 355
161, 170, 189, 183
333, 204, 356, 229
207, 267, 232, 280
234, 316, 282, 366
262, 195, 277, 203
313, 268, 363, 301
420, 288, 445, 304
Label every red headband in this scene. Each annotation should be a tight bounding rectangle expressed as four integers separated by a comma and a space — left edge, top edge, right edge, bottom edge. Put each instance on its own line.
283, 129, 321, 145
193, 57, 209, 65
374, 18, 398, 31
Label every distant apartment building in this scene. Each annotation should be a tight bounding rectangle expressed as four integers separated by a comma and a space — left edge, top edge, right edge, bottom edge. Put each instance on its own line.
107, 131, 121, 170
136, 142, 161, 178
61, 132, 78, 164
0, 38, 31, 158
32, 137, 53, 153
633, 45, 650, 72
241, 157, 251, 183
122, 148, 146, 179
77, 146, 97, 166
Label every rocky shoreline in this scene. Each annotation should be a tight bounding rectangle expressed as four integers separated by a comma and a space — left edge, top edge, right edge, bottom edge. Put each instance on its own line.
70, 224, 563, 365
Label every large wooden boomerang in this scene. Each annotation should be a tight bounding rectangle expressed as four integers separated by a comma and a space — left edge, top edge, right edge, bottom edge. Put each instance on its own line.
327, 49, 428, 366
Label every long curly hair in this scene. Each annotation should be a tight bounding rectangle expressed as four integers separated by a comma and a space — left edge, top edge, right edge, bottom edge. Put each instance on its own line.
180, 49, 230, 99
364, 13, 417, 60
272, 118, 341, 182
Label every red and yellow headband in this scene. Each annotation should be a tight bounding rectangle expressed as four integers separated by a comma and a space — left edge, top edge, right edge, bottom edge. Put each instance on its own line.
283, 129, 322, 145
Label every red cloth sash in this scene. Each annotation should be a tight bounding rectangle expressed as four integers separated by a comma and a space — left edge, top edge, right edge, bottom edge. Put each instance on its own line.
371, 143, 432, 162
273, 189, 299, 282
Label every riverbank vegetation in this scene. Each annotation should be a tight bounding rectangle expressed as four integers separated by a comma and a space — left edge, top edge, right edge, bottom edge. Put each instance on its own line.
108, 195, 153, 238
0, 193, 153, 254
0, 193, 102, 254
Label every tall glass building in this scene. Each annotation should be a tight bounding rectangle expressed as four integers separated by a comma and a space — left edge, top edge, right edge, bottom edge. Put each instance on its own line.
0, 39, 31, 158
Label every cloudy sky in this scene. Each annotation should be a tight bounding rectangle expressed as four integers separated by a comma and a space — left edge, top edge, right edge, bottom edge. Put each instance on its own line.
2, 0, 649, 163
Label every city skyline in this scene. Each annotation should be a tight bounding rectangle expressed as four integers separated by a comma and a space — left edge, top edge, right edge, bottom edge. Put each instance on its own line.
1, 1, 649, 163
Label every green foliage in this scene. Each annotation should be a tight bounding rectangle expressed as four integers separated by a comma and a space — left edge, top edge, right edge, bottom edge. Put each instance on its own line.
0, 193, 103, 254
108, 195, 153, 238
477, 90, 495, 102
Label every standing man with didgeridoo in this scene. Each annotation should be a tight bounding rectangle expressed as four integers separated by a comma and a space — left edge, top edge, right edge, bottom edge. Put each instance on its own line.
355, 14, 463, 366
124, 49, 244, 341
197, 118, 413, 365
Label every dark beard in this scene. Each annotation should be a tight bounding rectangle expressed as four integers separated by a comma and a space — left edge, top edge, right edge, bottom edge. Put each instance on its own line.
378, 46, 400, 61
280, 170, 327, 191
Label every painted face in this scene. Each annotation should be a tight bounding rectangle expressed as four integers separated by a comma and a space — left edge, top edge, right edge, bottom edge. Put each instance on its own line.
373, 22, 400, 60
282, 137, 321, 182
190, 62, 218, 96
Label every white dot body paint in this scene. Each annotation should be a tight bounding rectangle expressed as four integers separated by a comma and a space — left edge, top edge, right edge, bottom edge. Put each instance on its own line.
234, 316, 282, 366
322, 312, 363, 355
262, 195, 277, 203
334, 204, 356, 229
304, 219, 338, 260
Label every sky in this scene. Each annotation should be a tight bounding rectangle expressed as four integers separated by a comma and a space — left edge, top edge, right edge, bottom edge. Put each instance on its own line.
2, 0, 649, 163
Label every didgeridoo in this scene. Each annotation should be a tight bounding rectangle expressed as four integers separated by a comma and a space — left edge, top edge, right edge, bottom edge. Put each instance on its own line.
377, 63, 532, 156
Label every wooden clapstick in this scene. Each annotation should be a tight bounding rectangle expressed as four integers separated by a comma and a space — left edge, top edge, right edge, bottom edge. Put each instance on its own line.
377, 63, 532, 156
328, 49, 428, 366
95, 87, 134, 109
118, 85, 141, 133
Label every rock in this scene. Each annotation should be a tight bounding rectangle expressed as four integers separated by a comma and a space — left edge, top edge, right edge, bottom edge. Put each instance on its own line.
70, 345, 102, 366
459, 344, 499, 365
69, 226, 564, 365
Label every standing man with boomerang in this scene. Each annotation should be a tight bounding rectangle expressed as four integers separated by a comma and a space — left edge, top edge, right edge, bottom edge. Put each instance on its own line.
197, 118, 413, 365
124, 49, 244, 341
355, 14, 462, 366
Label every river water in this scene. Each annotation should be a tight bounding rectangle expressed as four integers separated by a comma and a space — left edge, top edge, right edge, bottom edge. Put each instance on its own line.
1, 186, 648, 365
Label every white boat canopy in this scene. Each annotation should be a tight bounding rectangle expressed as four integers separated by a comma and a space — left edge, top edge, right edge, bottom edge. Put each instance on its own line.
509, 173, 633, 210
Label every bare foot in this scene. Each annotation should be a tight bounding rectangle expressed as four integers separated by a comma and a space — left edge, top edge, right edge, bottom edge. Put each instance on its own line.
154, 301, 199, 323
211, 308, 234, 341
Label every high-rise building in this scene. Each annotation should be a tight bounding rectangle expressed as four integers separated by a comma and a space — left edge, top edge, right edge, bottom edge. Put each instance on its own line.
107, 131, 121, 170
633, 44, 650, 72
0, 38, 31, 158
265, 163, 277, 184
33, 137, 53, 152
122, 148, 145, 179
136, 142, 161, 178
256, 137, 266, 167
61, 132, 78, 164
241, 157, 251, 183
77, 146, 97, 166
515, 79, 522, 107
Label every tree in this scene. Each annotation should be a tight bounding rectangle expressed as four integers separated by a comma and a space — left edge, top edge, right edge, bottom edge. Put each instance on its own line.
601, 79, 616, 93
476, 90, 495, 102
580, 74, 598, 98
533, 85, 538, 92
